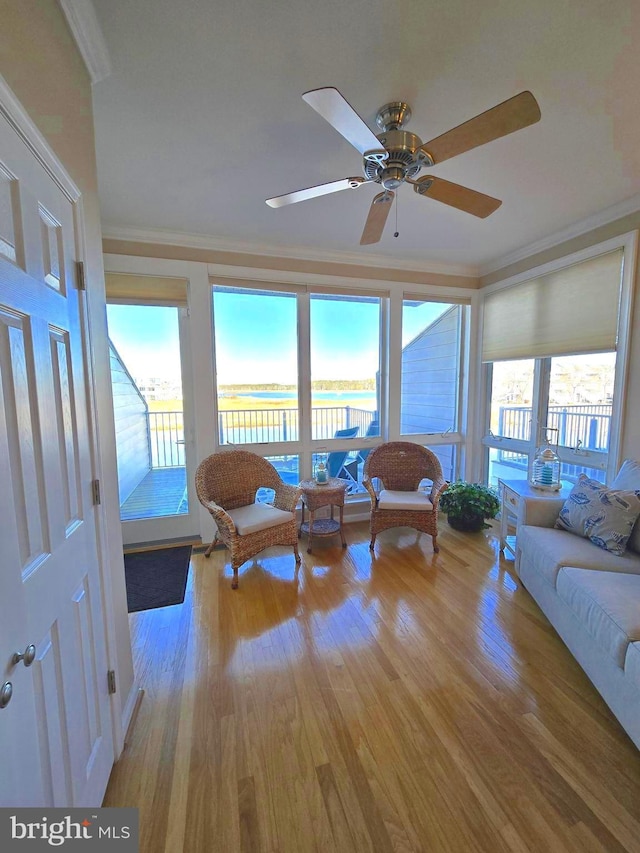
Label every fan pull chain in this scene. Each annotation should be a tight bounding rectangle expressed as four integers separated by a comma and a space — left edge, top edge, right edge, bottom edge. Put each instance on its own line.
394, 192, 399, 238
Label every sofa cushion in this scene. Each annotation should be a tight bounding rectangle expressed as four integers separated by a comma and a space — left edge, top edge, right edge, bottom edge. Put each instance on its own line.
555, 474, 640, 555
227, 503, 294, 536
378, 490, 433, 511
556, 568, 640, 668
625, 642, 640, 692
518, 525, 640, 588
612, 459, 640, 555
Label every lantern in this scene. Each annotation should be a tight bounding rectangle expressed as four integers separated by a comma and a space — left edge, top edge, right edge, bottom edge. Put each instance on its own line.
314, 452, 328, 484
531, 428, 561, 491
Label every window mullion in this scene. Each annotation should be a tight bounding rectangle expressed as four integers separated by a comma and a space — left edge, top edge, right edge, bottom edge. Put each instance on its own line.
297, 291, 312, 479
532, 356, 550, 447
387, 290, 402, 440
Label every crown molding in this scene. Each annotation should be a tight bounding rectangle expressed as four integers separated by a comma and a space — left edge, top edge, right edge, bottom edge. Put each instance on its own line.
100, 225, 480, 278
480, 192, 640, 278
59, 0, 111, 85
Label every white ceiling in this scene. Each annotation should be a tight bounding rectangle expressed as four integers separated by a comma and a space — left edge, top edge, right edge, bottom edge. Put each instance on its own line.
91, 0, 640, 274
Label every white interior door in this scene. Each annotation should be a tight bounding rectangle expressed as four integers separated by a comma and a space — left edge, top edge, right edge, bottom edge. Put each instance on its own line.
0, 108, 114, 805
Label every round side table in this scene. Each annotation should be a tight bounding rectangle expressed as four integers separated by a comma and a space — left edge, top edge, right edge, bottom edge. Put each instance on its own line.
298, 477, 348, 554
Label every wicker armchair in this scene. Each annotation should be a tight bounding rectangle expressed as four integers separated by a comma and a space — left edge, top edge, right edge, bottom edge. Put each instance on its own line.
195, 450, 302, 589
363, 442, 448, 552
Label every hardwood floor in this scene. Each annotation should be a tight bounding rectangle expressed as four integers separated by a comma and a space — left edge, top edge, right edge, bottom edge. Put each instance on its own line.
104, 521, 640, 853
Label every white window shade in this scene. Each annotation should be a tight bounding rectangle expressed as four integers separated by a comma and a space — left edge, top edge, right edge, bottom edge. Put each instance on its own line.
105, 273, 188, 306
482, 249, 623, 362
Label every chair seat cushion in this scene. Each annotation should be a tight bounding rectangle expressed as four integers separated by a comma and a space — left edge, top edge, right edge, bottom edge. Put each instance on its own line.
625, 642, 640, 692
518, 525, 640, 588
227, 503, 294, 536
378, 490, 433, 511
556, 567, 640, 668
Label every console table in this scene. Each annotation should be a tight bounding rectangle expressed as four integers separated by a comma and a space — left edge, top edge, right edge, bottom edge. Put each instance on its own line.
498, 478, 572, 559
298, 477, 348, 554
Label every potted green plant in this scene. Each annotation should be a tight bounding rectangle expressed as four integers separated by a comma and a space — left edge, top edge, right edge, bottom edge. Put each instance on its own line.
439, 481, 500, 532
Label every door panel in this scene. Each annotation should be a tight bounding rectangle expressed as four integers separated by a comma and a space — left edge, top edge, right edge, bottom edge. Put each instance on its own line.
0, 107, 114, 806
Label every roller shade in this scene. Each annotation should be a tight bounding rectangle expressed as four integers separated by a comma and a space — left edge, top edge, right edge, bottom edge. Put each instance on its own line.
211, 277, 390, 298
482, 249, 623, 362
403, 292, 471, 305
105, 273, 188, 306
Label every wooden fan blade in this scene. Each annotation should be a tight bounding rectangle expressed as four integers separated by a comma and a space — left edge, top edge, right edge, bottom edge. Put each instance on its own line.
420, 91, 541, 165
360, 191, 394, 245
302, 87, 386, 157
413, 176, 501, 218
266, 177, 366, 208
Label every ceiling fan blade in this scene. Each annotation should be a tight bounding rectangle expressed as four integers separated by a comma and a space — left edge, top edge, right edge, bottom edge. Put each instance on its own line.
419, 91, 541, 165
360, 191, 394, 245
413, 176, 501, 218
266, 177, 366, 208
302, 87, 386, 157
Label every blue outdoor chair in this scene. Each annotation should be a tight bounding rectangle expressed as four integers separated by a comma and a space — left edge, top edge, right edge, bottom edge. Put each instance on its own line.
356, 420, 380, 466
343, 420, 379, 486
327, 426, 359, 479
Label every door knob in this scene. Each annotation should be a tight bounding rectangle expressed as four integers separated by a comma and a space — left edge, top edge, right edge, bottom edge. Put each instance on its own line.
0, 681, 12, 709
12, 644, 36, 667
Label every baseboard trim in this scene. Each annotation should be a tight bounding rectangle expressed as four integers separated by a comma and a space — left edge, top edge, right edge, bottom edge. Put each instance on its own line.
122, 688, 145, 752
123, 537, 201, 555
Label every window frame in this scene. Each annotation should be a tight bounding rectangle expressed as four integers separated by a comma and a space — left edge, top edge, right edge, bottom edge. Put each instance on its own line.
478, 232, 637, 485
209, 276, 473, 493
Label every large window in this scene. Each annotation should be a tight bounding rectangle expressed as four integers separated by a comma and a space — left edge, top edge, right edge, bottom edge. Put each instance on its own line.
106, 304, 187, 521
482, 244, 628, 488
401, 300, 463, 436
310, 293, 380, 441
211, 283, 468, 492
486, 359, 535, 485
213, 287, 298, 444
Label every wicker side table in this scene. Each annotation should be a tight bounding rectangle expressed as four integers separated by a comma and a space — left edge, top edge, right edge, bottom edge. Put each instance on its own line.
298, 477, 348, 554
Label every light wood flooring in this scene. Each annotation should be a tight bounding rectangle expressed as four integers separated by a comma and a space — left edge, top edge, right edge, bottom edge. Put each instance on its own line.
104, 521, 640, 853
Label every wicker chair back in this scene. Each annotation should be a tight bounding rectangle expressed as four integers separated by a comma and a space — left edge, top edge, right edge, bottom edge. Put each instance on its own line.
195, 450, 283, 510
363, 442, 443, 491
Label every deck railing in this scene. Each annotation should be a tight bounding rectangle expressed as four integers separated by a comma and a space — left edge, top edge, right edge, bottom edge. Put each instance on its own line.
147, 411, 185, 468
217, 406, 376, 445
495, 403, 612, 481
497, 403, 612, 449
146, 406, 377, 468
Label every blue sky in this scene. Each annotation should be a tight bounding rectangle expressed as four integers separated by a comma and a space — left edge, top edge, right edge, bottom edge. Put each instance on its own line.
106, 293, 451, 386
107, 304, 182, 383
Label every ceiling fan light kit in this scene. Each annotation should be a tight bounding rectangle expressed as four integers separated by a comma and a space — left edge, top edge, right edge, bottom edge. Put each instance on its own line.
266, 87, 541, 244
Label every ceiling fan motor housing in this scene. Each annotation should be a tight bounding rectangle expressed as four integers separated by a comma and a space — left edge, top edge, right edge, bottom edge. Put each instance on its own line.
363, 129, 433, 188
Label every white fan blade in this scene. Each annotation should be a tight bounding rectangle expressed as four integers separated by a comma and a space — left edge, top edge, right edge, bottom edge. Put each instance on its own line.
266, 177, 366, 208
302, 87, 386, 156
360, 191, 394, 245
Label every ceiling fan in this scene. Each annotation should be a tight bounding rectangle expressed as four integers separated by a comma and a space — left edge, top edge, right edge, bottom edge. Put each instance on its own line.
266, 87, 541, 245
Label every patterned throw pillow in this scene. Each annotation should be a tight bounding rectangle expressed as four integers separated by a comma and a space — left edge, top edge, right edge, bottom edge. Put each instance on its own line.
555, 474, 640, 555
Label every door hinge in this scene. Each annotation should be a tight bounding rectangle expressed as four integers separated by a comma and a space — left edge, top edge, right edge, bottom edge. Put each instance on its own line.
107, 670, 117, 695
75, 260, 86, 291
92, 479, 101, 506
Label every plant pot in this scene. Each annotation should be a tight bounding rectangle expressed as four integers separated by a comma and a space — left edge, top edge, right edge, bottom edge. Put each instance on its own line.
446, 514, 486, 533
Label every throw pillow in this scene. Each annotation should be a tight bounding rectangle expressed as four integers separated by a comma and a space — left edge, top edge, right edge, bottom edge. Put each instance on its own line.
611, 459, 640, 555
555, 473, 640, 556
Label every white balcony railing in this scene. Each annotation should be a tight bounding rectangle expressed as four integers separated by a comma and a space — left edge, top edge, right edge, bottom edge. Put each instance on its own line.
146, 406, 377, 468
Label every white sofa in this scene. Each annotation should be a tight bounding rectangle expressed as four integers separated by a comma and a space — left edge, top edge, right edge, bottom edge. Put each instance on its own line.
515, 461, 640, 750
